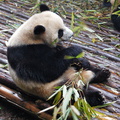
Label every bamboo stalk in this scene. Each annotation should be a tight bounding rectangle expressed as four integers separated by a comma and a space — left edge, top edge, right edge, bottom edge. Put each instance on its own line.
0, 47, 7, 55
0, 57, 7, 64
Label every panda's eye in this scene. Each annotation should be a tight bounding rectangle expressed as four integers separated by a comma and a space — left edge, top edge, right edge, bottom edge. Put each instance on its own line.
58, 29, 63, 38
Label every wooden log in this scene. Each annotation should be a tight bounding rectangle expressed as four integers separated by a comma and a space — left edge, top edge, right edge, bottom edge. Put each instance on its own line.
0, 70, 53, 115
0, 84, 53, 120
0, 47, 7, 55
0, 57, 8, 64
0, 71, 18, 90
67, 42, 120, 62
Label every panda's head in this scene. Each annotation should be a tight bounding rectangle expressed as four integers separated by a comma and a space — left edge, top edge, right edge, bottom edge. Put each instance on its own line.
8, 4, 73, 47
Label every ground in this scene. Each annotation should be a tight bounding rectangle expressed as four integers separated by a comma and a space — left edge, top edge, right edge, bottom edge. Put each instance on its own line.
0, 0, 120, 120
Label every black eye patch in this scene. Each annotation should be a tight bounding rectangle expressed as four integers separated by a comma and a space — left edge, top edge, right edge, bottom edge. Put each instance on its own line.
58, 29, 63, 38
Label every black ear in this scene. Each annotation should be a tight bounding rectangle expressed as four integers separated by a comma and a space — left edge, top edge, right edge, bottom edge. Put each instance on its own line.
34, 25, 45, 35
40, 4, 50, 12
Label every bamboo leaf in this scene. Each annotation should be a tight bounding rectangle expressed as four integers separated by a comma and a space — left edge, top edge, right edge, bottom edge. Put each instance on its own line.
64, 108, 71, 120
63, 85, 67, 98
70, 12, 74, 30
64, 55, 75, 59
62, 88, 73, 117
48, 86, 63, 100
71, 109, 79, 120
92, 38, 97, 43
72, 26, 80, 33
94, 101, 116, 108
51, 39, 58, 46
53, 91, 62, 104
64, 52, 84, 60
76, 52, 84, 58
71, 105, 80, 116
73, 88, 79, 101
95, 34, 103, 41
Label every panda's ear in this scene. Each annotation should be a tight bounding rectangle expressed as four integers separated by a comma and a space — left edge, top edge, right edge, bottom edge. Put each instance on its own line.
40, 4, 50, 12
34, 25, 45, 35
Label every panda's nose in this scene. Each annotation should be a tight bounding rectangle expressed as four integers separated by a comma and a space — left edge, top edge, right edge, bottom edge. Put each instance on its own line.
69, 31, 73, 39
69, 33, 73, 38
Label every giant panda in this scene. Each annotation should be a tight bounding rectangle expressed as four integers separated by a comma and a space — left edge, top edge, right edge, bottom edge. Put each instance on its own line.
103, 0, 120, 31
7, 4, 110, 106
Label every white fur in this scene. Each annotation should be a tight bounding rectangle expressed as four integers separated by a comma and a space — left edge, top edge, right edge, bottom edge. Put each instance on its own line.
9, 65, 94, 99
8, 11, 73, 47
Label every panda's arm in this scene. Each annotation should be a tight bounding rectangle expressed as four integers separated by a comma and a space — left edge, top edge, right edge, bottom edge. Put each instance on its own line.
56, 45, 83, 57
55, 45, 91, 70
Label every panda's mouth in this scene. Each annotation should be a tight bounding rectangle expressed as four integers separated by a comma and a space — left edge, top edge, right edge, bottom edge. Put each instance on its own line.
51, 39, 59, 45
61, 36, 73, 42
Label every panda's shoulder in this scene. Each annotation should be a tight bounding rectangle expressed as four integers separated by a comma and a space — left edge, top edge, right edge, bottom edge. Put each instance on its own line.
7, 44, 54, 58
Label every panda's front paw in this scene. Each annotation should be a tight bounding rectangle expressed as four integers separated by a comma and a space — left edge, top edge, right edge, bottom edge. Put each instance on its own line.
72, 58, 91, 71
84, 90, 106, 106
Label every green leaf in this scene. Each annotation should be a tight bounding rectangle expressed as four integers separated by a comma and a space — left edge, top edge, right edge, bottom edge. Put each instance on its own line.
76, 52, 84, 58
70, 12, 74, 30
48, 86, 63, 100
64, 55, 75, 59
94, 101, 116, 108
53, 91, 62, 104
51, 39, 58, 45
64, 52, 84, 60
72, 26, 80, 33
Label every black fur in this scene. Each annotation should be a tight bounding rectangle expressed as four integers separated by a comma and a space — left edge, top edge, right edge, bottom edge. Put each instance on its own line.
7, 44, 85, 83
40, 4, 50, 12
34, 25, 45, 35
111, 5, 120, 31
7, 44, 110, 84
58, 29, 63, 38
84, 90, 105, 106
90, 66, 110, 83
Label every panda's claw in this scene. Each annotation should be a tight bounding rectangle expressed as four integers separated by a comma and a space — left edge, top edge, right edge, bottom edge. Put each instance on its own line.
103, 69, 111, 78
97, 91, 106, 103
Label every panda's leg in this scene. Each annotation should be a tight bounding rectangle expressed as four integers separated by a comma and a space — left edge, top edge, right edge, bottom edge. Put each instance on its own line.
83, 89, 106, 106
72, 57, 110, 84
89, 66, 111, 84
66, 68, 106, 106
71, 58, 109, 106
75, 58, 111, 83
